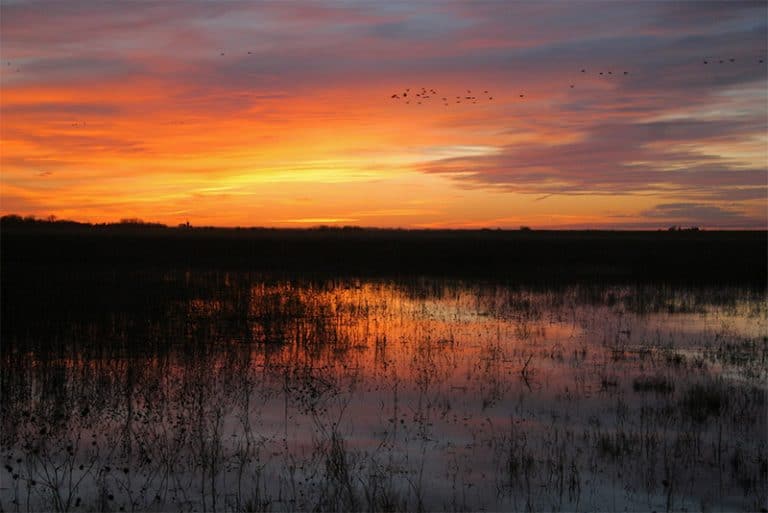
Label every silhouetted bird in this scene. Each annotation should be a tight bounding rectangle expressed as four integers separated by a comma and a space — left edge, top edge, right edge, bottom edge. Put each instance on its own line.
391, 94, 399, 99
729, 58, 735, 62
703, 60, 708, 64
623, 71, 629, 75
519, 94, 524, 98
581, 69, 586, 72
570, 84, 574, 88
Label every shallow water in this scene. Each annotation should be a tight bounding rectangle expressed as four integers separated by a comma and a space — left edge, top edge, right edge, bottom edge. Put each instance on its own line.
2, 274, 766, 512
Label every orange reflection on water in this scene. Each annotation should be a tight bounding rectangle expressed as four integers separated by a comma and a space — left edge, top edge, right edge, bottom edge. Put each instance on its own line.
3, 278, 766, 512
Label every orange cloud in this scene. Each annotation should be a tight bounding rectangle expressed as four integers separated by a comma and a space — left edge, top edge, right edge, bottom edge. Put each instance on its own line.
1, 1, 766, 228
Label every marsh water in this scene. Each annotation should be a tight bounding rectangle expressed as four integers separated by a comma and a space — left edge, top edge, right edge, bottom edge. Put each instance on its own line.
2, 271, 766, 512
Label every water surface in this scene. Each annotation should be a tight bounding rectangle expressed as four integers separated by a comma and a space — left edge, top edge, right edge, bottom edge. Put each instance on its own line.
2, 273, 766, 512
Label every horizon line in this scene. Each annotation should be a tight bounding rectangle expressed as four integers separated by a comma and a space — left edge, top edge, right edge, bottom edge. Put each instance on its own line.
2, 214, 765, 232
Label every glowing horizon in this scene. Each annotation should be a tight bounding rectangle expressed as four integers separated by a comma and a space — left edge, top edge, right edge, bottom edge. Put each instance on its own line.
1, 1, 766, 229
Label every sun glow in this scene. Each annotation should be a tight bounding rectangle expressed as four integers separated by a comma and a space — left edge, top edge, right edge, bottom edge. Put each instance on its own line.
1, 2, 766, 228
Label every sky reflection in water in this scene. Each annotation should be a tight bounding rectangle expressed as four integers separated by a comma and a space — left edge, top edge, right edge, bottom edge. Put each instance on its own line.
2, 277, 766, 512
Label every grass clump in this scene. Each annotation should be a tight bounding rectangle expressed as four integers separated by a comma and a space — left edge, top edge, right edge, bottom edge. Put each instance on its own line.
681, 382, 724, 422
632, 375, 674, 394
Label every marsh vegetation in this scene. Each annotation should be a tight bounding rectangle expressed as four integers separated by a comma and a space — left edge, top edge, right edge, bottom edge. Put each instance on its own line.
2, 269, 766, 512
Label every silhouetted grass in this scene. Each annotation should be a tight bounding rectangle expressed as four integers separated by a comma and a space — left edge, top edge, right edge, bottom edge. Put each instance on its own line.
632, 375, 675, 394
2, 216, 765, 286
1, 257, 766, 511
681, 382, 724, 422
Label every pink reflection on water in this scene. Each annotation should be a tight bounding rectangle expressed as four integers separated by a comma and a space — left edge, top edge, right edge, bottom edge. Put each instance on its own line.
3, 280, 766, 511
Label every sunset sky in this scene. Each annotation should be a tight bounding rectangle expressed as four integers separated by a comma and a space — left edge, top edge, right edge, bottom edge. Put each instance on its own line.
1, 1, 766, 228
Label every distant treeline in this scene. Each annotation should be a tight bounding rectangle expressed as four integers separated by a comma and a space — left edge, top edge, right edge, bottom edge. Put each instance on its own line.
0, 214, 707, 234
1, 214, 409, 232
1, 214, 363, 231
1, 214, 765, 286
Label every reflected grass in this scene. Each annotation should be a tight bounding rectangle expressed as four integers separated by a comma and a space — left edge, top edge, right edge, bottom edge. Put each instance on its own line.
1, 273, 767, 512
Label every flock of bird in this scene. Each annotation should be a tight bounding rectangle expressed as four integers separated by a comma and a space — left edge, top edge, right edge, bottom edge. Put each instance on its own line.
5, 50, 764, 124
390, 87, 496, 106
389, 56, 766, 106
704, 57, 763, 64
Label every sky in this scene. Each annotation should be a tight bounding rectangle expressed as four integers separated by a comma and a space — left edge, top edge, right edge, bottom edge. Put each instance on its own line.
1, 1, 766, 229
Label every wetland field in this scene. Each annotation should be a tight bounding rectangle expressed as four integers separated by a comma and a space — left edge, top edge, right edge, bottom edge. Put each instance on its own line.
1, 226, 766, 512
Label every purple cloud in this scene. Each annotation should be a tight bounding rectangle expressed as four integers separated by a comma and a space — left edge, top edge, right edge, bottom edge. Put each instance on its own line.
638, 202, 763, 228
1, 1, 766, 227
